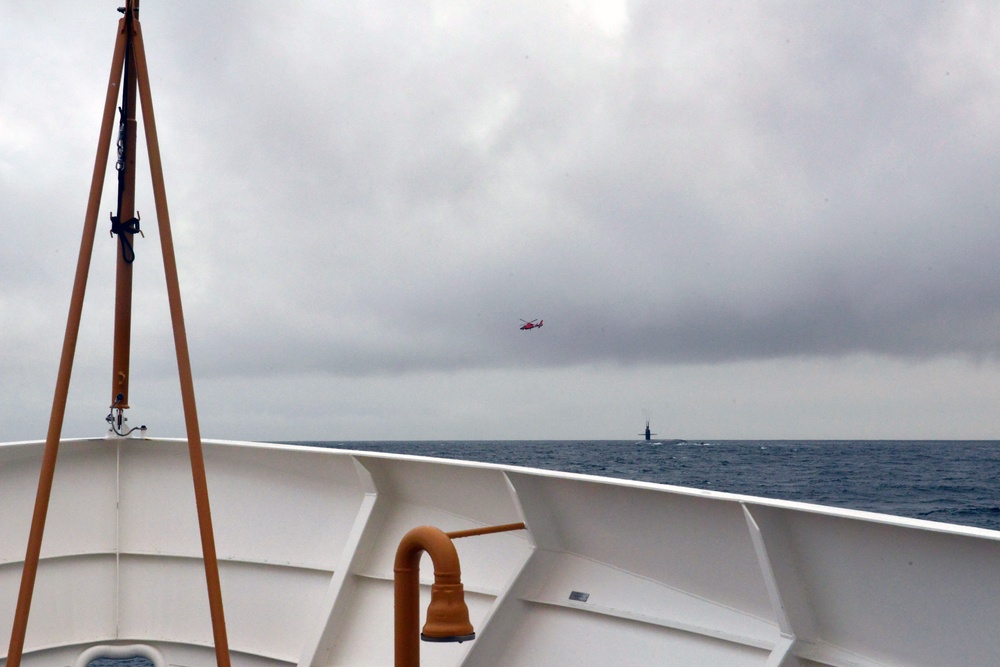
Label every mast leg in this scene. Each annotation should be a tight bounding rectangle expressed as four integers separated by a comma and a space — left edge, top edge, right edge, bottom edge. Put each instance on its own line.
5, 19, 129, 667
131, 20, 232, 667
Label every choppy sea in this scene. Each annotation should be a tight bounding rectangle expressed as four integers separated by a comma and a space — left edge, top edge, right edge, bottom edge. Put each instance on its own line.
301, 440, 1000, 531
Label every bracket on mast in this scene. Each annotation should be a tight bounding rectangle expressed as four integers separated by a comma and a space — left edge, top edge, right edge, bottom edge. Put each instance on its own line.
106, 393, 147, 438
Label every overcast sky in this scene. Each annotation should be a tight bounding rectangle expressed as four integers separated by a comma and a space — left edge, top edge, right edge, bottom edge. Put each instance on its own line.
3, 1, 1000, 442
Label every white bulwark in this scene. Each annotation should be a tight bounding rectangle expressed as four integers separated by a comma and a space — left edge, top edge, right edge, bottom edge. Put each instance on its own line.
0, 436, 997, 666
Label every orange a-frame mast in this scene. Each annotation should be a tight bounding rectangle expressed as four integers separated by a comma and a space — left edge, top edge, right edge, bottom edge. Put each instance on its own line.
5, 4, 231, 666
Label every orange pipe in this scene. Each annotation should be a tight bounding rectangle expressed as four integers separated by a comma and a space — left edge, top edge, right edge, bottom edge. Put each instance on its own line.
4, 18, 128, 667
394, 522, 525, 666
132, 19, 231, 667
446, 522, 525, 540
394, 526, 474, 667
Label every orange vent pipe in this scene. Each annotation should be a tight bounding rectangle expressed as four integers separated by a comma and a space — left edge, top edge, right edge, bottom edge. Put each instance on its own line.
393, 522, 526, 666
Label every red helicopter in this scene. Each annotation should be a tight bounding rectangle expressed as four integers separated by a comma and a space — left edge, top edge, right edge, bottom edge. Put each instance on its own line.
519, 319, 543, 330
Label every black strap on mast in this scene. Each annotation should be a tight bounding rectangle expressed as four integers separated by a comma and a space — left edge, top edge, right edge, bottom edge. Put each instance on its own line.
111, 4, 143, 265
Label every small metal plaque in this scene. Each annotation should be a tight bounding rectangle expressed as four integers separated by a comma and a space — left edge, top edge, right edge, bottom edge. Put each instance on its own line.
569, 591, 590, 602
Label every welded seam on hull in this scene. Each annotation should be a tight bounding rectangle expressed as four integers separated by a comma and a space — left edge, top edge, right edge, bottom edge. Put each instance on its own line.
742, 504, 890, 667
454, 471, 536, 666
295, 455, 387, 667
742, 504, 794, 637
115, 438, 122, 639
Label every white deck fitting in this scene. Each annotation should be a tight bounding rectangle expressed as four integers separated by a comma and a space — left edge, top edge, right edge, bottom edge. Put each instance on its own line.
0, 437, 997, 666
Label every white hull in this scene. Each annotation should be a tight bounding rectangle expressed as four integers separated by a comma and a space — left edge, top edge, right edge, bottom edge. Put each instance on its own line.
1, 436, 997, 666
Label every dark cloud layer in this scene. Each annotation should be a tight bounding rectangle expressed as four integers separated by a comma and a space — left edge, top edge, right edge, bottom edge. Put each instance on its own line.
3, 1, 1000, 439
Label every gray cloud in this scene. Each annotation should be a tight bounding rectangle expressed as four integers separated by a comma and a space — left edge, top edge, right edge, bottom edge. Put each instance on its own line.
3, 1, 1000, 439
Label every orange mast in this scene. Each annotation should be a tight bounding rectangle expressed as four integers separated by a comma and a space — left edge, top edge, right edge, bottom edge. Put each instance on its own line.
109, 0, 140, 426
6, 5, 231, 666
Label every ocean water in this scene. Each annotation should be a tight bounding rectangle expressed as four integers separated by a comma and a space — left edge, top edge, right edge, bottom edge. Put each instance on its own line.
305, 440, 1000, 531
